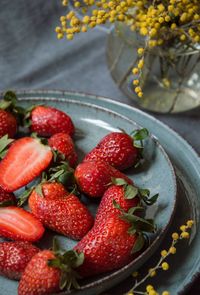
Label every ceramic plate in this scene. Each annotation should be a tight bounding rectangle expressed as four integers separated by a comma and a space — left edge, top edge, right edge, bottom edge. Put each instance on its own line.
0, 90, 177, 295
30, 89, 200, 295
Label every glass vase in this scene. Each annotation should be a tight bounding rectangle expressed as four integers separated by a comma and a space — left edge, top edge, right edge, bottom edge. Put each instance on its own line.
106, 22, 200, 114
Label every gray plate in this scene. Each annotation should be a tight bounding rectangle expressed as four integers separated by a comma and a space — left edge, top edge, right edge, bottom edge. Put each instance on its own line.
1, 89, 199, 295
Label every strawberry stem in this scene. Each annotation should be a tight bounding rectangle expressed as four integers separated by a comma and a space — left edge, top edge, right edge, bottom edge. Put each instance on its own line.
0, 91, 17, 110
18, 159, 77, 207
17, 186, 36, 207
23, 104, 43, 128
0, 91, 26, 126
113, 200, 156, 253
0, 135, 14, 159
112, 178, 159, 205
130, 128, 149, 168
48, 239, 84, 291
0, 199, 16, 207
131, 128, 149, 145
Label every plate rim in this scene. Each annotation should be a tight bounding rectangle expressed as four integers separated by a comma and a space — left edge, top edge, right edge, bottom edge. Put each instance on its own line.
10, 88, 200, 159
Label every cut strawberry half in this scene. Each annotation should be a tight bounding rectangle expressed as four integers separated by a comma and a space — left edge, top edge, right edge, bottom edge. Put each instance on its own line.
0, 206, 45, 241
0, 137, 53, 192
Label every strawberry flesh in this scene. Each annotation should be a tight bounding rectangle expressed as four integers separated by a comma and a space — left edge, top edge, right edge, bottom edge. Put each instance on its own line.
0, 206, 45, 241
0, 137, 53, 192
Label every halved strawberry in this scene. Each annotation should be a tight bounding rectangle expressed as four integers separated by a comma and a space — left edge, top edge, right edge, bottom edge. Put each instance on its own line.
0, 206, 45, 241
0, 137, 53, 192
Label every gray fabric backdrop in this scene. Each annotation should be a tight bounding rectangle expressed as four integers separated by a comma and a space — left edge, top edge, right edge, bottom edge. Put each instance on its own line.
0, 1, 199, 294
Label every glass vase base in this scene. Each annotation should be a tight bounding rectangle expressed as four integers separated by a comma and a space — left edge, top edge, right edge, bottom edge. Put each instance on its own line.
122, 80, 200, 114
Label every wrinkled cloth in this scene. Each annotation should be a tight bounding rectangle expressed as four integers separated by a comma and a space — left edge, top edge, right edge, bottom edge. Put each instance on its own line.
0, 0, 199, 154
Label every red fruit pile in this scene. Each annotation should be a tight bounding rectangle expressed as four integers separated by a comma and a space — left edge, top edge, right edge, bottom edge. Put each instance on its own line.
0, 91, 157, 295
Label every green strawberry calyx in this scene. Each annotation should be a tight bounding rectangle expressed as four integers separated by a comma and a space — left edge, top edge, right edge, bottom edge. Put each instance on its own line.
113, 200, 156, 254
130, 128, 149, 168
0, 199, 16, 207
0, 134, 14, 159
17, 159, 76, 207
48, 238, 84, 291
111, 178, 159, 206
0, 91, 17, 110
112, 177, 158, 254
118, 128, 149, 168
0, 91, 26, 125
23, 104, 42, 127
131, 128, 149, 147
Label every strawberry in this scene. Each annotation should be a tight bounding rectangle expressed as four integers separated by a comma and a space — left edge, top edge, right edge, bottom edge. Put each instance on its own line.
0, 91, 23, 139
18, 245, 84, 294
0, 109, 17, 139
0, 206, 45, 241
0, 137, 53, 192
0, 241, 39, 280
0, 186, 16, 206
74, 181, 157, 277
84, 129, 149, 170
74, 160, 133, 198
75, 215, 138, 277
28, 105, 75, 137
18, 250, 60, 295
48, 132, 78, 167
28, 182, 94, 240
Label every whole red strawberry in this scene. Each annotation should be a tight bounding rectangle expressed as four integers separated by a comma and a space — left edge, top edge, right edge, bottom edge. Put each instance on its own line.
74, 182, 156, 277
0, 91, 22, 139
0, 241, 39, 280
0, 109, 17, 139
75, 215, 138, 277
18, 247, 84, 295
0, 206, 45, 241
28, 182, 94, 240
29, 106, 75, 137
18, 250, 60, 295
0, 186, 16, 206
84, 129, 149, 170
74, 160, 133, 198
0, 137, 53, 192
48, 132, 78, 167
